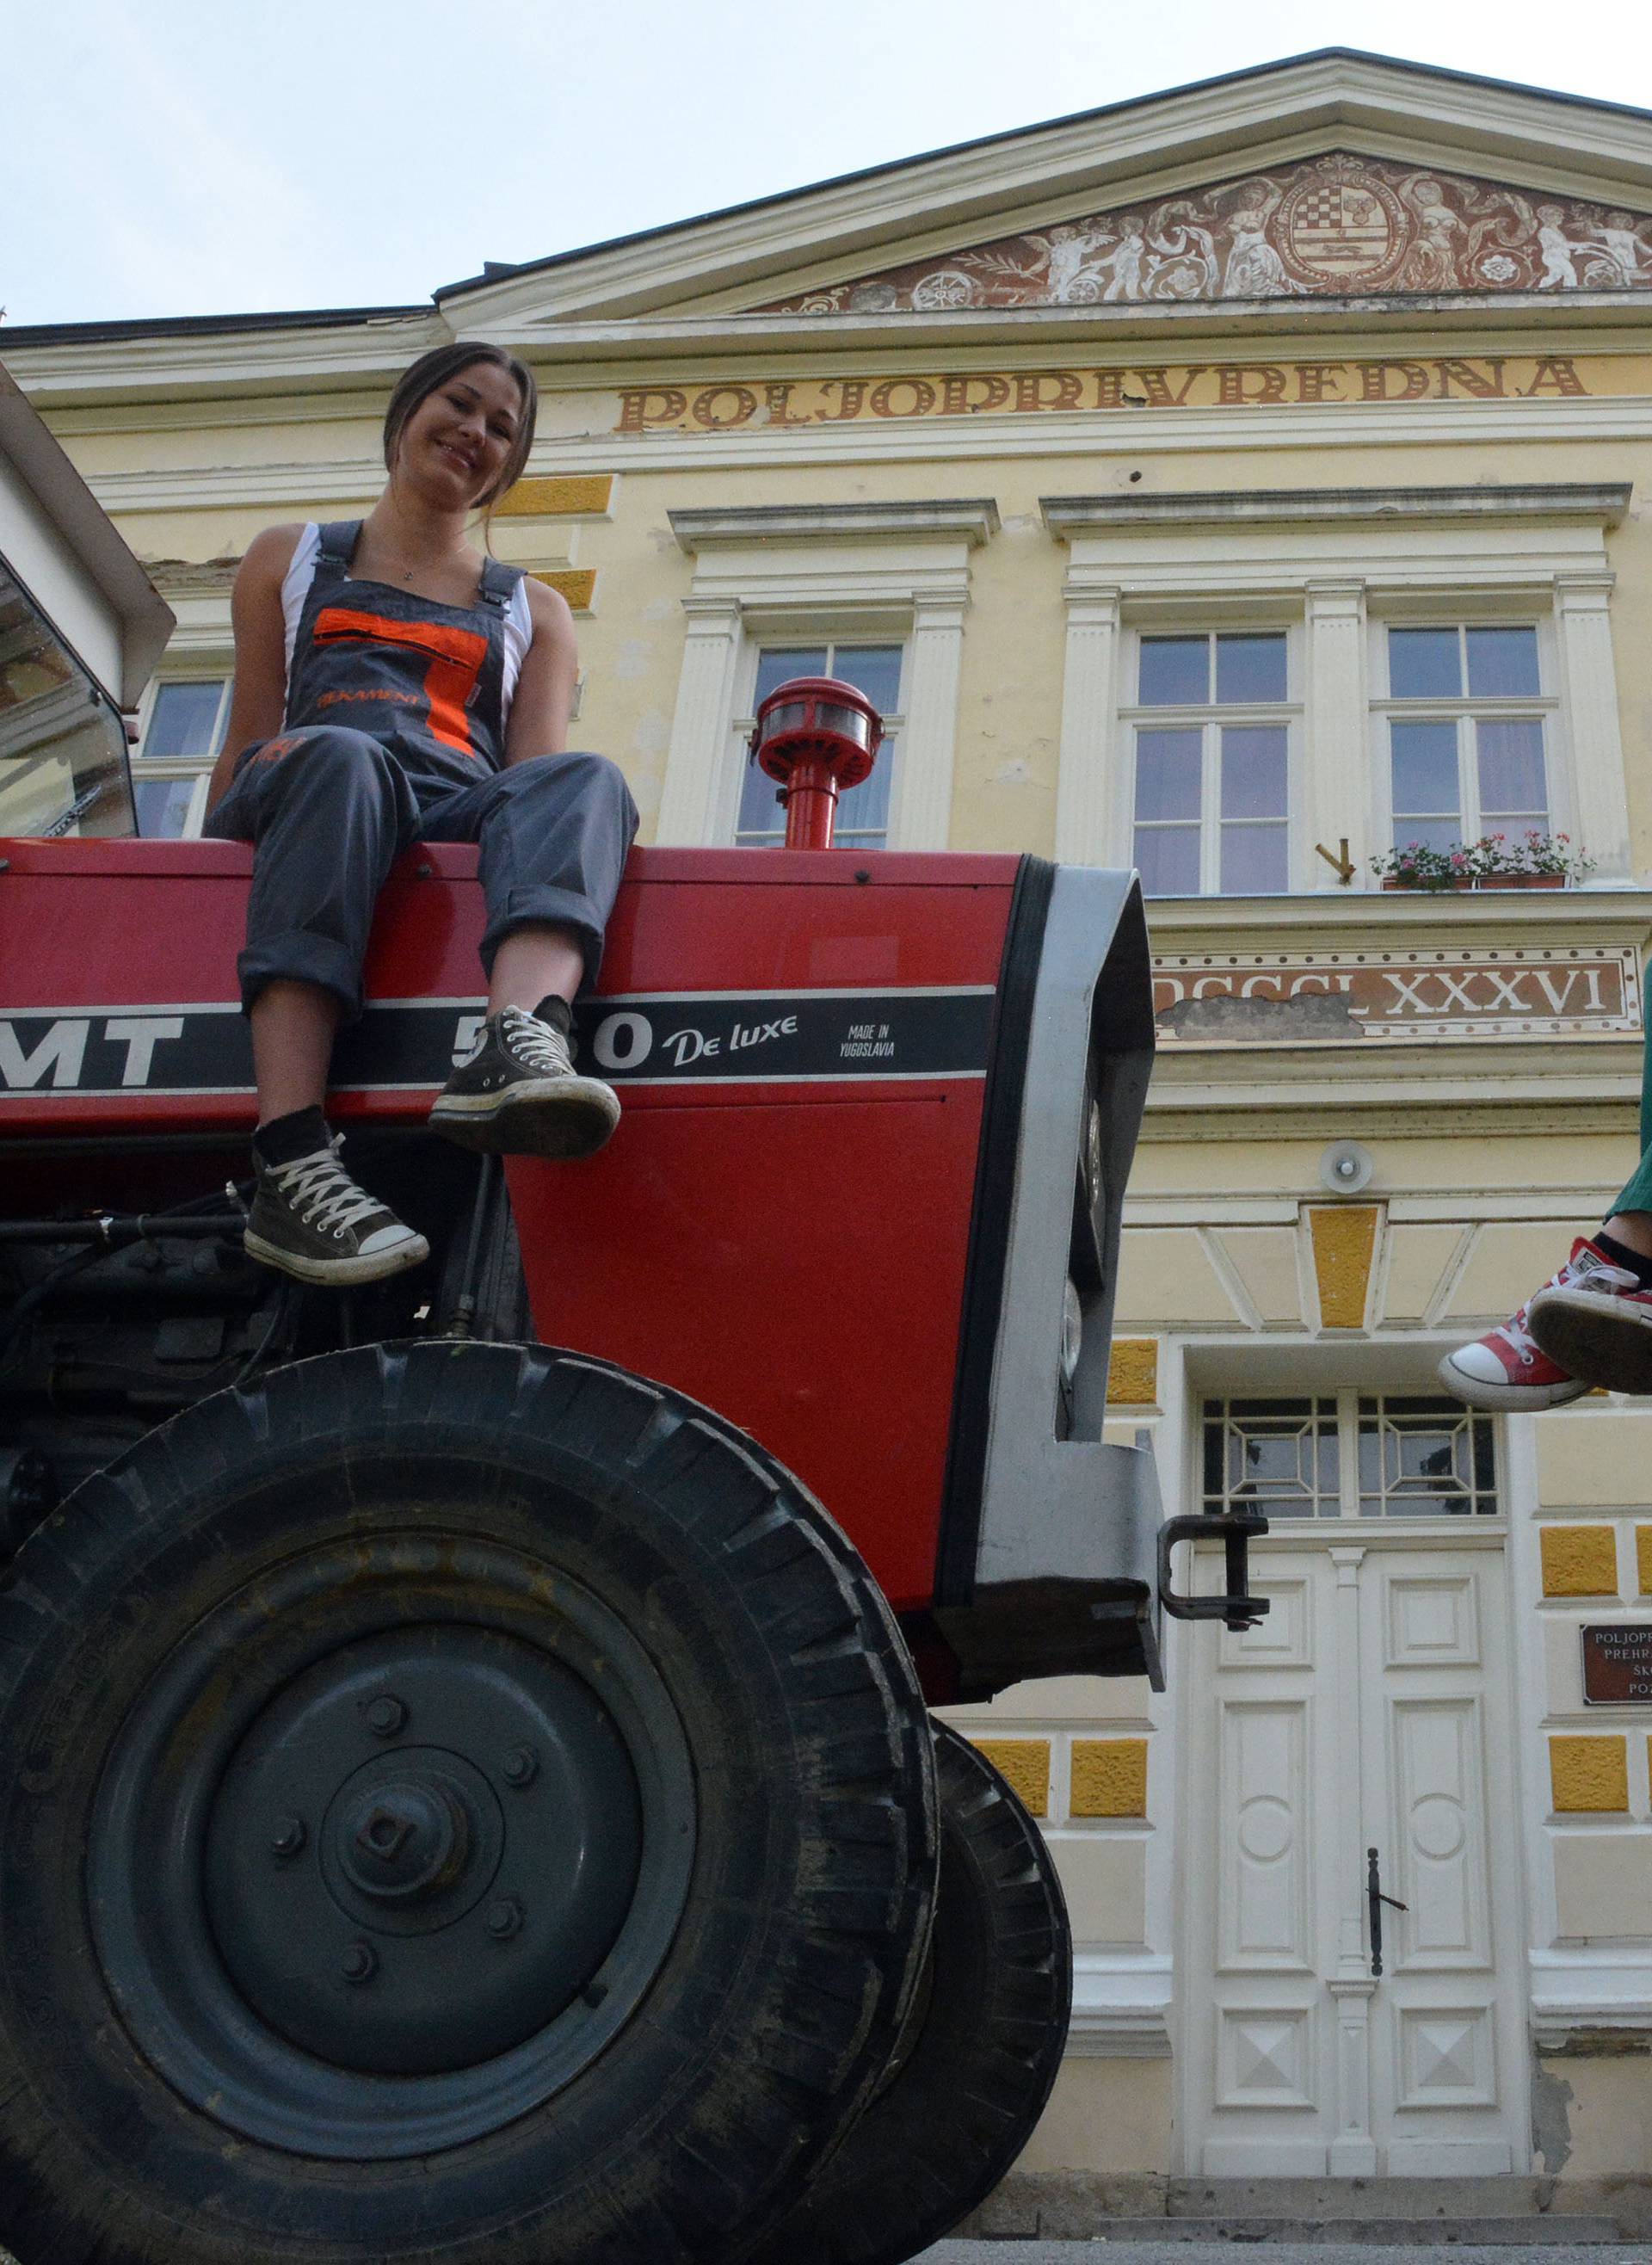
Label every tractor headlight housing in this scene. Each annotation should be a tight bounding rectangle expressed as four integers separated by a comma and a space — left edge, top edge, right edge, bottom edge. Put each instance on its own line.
1060, 1278, 1083, 1386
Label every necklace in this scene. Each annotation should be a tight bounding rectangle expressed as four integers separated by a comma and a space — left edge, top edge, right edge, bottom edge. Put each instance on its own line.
364, 546, 457, 587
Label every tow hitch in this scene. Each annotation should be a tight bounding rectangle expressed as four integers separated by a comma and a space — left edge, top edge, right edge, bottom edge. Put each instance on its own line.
1157, 1512, 1270, 1632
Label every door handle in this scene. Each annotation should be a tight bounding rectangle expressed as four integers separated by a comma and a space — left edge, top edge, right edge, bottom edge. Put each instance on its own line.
1366, 1845, 1408, 1978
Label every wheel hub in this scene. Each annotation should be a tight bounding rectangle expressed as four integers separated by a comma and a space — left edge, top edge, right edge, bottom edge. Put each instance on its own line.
203, 1625, 644, 2075
334, 1768, 474, 1904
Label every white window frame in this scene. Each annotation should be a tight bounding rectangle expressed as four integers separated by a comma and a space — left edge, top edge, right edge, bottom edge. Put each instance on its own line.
731, 633, 908, 849
1368, 607, 1567, 855
658, 502, 996, 850
1044, 486, 1631, 887
132, 671, 234, 839
1121, 622, 1300, 896
1199, 1388, 1501, 1521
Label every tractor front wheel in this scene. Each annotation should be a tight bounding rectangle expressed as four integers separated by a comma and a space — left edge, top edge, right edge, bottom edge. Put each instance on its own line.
0, 1341, 937, 2265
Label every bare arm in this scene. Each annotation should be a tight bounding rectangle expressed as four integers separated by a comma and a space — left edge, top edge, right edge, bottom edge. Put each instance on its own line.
205, 525, 303, 813
502, 577, 578, 765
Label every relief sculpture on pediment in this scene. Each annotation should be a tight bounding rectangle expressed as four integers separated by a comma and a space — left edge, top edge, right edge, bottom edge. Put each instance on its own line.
761, 153, 1652, 311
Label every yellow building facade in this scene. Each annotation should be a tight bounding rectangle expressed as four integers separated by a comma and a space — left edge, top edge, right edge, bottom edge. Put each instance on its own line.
12, 46, 1652, 2224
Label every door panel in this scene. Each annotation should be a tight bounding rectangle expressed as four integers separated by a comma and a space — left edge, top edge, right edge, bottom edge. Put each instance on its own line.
1220, 1702, 1313, 1971
1387, 1698, 1492, 1967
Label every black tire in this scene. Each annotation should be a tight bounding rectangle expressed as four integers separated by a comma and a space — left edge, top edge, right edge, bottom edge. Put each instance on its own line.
0, 1340, 937, 2265
745, 1719, 1070, 2265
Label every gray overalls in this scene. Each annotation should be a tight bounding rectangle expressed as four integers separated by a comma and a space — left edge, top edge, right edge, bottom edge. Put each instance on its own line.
206, 519, 638, 1017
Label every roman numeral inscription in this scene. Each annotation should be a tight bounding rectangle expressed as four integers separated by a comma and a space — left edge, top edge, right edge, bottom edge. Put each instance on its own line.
1152, 950, 1637, 1044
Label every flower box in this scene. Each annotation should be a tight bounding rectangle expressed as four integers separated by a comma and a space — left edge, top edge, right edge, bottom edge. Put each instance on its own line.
1372, 834, 1592, 891
1380, 873, 1564, 892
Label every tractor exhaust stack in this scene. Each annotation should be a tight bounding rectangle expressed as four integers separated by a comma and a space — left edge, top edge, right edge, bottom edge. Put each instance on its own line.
749, 676, 885, 850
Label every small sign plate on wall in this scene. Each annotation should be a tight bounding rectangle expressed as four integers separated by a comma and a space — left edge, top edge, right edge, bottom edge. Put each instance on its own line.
1581, 1624, 1652, 1705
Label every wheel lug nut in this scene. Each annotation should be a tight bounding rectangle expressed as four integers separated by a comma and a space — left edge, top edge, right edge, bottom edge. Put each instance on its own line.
342, 1942, 378, 1984
270, 1814, 306, 1859
502, 1745, 539, 1788
486, 1896, 525, 1941
364, 1695, 407, 1737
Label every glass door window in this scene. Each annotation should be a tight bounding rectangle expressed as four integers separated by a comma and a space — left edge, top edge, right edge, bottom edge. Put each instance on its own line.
1203, 1393, 1499, 1519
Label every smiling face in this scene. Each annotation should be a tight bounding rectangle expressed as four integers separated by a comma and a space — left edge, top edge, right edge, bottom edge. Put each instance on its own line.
394, 361, 527, 509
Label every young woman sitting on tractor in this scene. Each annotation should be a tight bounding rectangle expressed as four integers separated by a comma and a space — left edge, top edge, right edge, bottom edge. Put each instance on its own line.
204, 343, 636, 1287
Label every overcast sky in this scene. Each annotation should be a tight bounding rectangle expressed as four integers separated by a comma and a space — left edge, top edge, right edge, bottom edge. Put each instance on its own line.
10, 2, 1652, 330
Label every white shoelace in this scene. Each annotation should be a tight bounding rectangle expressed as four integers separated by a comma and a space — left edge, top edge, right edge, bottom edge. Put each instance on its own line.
498, 1006, 571, 1077
268, 1140, 385, 1237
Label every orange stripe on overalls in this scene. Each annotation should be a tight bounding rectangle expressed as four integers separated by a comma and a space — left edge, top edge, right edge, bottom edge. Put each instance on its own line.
310, 607, 489, 757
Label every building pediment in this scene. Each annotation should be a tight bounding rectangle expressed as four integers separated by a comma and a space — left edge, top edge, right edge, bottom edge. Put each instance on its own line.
753, 152, 1652, 313
443, 50, 1652, 338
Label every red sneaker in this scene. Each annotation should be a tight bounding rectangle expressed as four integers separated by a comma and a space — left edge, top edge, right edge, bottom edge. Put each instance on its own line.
1438, 1239, 1632, 1411
1530, 1239, 1652, 1397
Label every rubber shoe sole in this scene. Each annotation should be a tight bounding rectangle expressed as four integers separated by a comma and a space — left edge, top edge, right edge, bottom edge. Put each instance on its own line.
1529, 1284, 1652, 1396
429, 1075, 620, 1160
1434, 1347, 1591, 1412
243, 1225, 431, 1287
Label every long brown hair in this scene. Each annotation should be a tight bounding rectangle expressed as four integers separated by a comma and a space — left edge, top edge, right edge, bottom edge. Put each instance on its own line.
381, 343, 538, 514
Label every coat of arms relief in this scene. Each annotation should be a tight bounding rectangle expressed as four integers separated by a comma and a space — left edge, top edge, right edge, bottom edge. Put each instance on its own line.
760, 153, 1652, 312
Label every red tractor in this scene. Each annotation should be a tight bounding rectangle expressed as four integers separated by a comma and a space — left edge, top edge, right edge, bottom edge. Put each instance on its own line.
0, 688, 1260, 2265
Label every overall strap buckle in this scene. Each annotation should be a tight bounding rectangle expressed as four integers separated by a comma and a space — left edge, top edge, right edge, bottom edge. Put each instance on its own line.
477, 558, 521, 614
313, 521, 361, 583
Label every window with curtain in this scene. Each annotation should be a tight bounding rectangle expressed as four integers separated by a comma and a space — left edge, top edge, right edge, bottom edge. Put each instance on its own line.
1378, 624, 1553, 855
1126, 630, 1293, 896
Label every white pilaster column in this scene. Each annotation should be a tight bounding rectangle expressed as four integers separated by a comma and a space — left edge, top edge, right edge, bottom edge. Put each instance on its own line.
1053, 581, 1123, 867
887, 595, 967, 850
1304, 580, 1367, 892
654, 597, 743, 845
1554, 571, 1631, 882
1327, 1542, 1378, 2176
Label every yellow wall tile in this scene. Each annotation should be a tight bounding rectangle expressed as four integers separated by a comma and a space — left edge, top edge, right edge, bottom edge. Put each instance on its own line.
1537, 1416, 1652, 1509
1070, 1737, 1149, 1818
973, 1737, 1050, 1817
1106, 1339, 1158, 1406
496, 474, 613, 517
1638, 1527, 1652, 1595
1550, 1735, 1630, 1813
532, 568, 596, 611
1308, 1206, 1378, 1329
1541, 1526, 1620, 1598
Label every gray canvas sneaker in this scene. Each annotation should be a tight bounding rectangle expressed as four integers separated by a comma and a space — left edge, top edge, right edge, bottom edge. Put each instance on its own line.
429, 1005, 620, 1159
244, 1136, 430, 1286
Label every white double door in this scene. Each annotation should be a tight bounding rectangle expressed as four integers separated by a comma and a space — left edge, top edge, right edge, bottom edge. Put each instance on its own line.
1182, 1537, 1527, 2176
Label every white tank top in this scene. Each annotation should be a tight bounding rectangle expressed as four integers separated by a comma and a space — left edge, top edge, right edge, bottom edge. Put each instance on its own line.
280, 523, 535, 714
